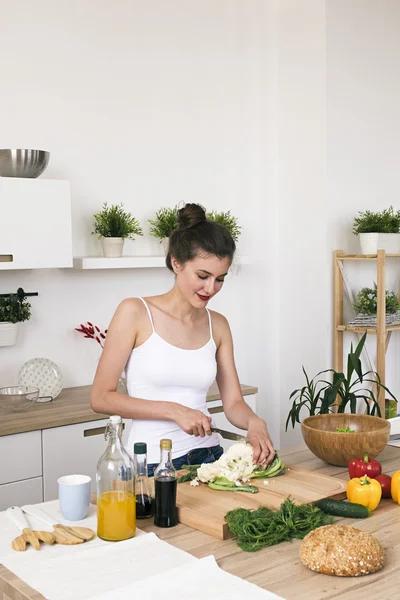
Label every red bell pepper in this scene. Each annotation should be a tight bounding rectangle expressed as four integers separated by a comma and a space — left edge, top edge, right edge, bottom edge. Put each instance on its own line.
348, 453, 382, 479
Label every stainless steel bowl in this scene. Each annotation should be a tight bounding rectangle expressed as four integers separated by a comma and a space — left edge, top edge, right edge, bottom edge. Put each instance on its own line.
0, 385, 40, 412
0, 149, 50, 178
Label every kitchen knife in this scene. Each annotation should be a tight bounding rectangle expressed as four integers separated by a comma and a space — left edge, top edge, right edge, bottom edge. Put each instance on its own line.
211, 427, 247, 442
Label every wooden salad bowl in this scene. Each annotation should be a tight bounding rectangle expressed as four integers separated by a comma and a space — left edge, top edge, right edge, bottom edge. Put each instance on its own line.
301, 413, 390, 467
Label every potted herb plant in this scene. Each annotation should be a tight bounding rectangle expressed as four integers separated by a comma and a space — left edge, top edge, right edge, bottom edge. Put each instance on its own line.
354, 283, 400, 315
206, 210, 241, 242
148, 205, 242, 254
0, 294, 32, 347
353, 206, 400, 254
286, 333, 396, 430
92, 203, 143, 258
148, 205, 179, 254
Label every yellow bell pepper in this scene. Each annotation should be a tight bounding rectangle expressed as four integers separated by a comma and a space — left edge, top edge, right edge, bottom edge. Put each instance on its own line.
391, 470, 400, 503
346, 474, 382, 511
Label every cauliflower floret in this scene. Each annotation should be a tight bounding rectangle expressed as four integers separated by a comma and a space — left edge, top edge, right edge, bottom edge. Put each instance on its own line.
197, 442, 256, 483
190, 478, 200, 487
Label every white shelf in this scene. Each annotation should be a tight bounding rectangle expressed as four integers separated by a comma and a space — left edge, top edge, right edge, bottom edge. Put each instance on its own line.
72, 255, 250, 270
72, 256, 166, 269
388, 416, 400, 436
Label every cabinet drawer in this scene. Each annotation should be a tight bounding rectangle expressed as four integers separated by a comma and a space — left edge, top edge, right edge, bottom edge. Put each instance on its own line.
0, 477, 43, 511
0, 431, 42, 485
42, 418, 130, 501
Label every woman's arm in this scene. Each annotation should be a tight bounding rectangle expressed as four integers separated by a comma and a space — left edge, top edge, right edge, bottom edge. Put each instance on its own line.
213, 311, 275, 465
91, 299, 212, 437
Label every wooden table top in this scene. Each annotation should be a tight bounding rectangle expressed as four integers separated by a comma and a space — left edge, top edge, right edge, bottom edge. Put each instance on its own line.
0, 382, 258, 437
1, 443, 399, 600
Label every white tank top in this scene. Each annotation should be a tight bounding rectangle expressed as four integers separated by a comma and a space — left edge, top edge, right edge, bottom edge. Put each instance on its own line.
125, 298, 220, 463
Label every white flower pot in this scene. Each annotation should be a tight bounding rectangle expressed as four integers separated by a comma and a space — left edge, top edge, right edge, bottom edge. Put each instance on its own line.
359, 233, 379, 254
161, 238, 169, 255
359, 232, 400, 254
378, 233, 400, 254
101, 237, 125, 258
0, 322, 19, 347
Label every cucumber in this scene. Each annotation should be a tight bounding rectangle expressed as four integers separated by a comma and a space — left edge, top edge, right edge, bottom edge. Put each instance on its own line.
316, 498, 370, 518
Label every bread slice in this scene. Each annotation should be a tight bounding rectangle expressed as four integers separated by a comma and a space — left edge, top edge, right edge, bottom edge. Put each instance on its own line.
300, 524, 385, 577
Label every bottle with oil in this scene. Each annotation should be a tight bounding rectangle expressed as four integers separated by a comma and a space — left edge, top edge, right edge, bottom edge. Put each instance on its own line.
96, 415, 136, 541
133, 442, 153, 519
154, 438, 178, 528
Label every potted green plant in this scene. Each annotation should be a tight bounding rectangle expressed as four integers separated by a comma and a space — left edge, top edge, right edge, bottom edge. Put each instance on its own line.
0, 294, 32, 346
286, 332, 396, 430
354, 283, 400, 315
92, 203, 143, 258
148, 205, 179, 254
206, 210, 241, 242
353, 206, 400, 254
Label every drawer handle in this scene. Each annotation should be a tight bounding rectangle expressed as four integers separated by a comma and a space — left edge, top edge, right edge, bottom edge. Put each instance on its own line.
208, 406, 224, 415
84, 423, 125, 437
0, 255, 13, 262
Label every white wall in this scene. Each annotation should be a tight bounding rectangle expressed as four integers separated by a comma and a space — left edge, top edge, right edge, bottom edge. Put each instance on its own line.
277, 1, 328, 445
1, 0, 399, 450
0, 1, 280, 443
326, 0, 400, 399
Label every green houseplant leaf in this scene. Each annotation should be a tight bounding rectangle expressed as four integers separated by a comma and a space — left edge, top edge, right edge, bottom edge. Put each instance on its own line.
92, 203, 143, 240
148, 206, 179, 240
353, 206, 400, 234
0, 294, 31, 324
285, 332, 396, 429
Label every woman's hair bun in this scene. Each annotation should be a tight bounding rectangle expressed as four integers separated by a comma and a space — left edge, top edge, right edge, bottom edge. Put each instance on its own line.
177, 203, 207, 229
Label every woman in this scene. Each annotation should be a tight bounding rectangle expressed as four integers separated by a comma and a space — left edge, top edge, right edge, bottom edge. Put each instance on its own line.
91, 203, 274, 475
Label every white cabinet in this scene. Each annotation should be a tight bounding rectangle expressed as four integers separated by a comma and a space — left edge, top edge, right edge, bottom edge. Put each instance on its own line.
0, 477, 43, 511
207, 394, 257, 451
0, 431, 42, 485
0, 177, 72, 269
42, 418, 131, 501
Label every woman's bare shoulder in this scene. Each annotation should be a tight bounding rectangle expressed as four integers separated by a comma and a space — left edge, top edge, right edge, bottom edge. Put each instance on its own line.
208, 309, 230, 333
113, 297, 147, 322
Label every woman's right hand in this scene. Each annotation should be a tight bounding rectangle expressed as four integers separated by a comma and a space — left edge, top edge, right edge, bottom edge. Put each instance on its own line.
174, 406, 212, 437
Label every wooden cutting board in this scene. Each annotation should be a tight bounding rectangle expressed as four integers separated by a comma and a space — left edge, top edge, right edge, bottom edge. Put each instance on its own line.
176, 466, 347, 539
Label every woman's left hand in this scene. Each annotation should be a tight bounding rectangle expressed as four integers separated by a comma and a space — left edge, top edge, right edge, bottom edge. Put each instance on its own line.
247, 417, 275, 466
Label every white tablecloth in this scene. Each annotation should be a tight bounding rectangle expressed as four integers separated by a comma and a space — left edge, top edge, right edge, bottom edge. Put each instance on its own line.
0, 500, 286, 600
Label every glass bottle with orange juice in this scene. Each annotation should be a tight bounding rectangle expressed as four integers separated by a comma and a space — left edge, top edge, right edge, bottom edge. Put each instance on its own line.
96, 415, 136, 541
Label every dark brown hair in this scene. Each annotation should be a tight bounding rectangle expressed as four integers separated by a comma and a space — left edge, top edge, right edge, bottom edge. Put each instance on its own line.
165, 203, 236, 271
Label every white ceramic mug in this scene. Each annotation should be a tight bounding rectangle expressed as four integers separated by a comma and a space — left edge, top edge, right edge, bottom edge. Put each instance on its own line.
58, 474, 91, 521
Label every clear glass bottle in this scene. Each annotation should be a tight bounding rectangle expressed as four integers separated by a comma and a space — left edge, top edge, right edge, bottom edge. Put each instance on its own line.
154, 438, 178, 528
96, 415, 136, 541
133, 442, 153, 519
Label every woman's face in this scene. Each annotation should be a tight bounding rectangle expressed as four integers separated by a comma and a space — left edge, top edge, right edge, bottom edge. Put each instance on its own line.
171, 252, 231, 307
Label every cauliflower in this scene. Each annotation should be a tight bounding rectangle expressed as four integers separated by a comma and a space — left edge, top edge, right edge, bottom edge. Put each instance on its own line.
197, 442, 256, 483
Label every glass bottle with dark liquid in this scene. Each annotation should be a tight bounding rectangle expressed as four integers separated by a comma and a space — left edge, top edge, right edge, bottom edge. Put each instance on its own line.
133, 442, 153, 519
154, 438, 178, 528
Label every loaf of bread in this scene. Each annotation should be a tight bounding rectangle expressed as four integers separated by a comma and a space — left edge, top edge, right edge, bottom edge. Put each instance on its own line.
300, 524, 385, 577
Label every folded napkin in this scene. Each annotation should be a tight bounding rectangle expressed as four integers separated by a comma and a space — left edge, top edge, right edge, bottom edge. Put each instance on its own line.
1, 532, 196, 599
87, 555, 286, 600
0, 500, 145, 561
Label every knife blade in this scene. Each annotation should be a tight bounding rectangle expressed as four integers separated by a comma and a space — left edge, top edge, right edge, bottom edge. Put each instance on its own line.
211, 427, 247, 442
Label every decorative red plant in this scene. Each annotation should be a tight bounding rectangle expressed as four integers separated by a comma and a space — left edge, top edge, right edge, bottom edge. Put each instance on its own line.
75, 321, 107, 348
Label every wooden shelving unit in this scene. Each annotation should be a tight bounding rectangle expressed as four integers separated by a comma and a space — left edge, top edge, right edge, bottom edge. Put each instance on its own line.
334, 249, 400, 417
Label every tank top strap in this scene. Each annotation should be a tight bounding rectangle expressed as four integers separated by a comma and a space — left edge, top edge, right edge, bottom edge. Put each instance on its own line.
206, 309, 213, 340
138, 297, 155, 333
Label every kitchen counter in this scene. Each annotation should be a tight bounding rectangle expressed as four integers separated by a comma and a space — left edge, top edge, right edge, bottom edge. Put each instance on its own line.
0, 382, 258, 437
1, 443, 400, 599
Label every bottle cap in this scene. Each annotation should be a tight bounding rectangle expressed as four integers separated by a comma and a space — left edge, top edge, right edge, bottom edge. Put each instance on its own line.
134, 442, 147, 455
160, 438, 172, 450
110, 415, 122, 425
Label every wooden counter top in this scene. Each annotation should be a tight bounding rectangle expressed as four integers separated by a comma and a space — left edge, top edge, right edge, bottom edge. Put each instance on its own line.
1, 443, 400, 600
0, 382, 258, 437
